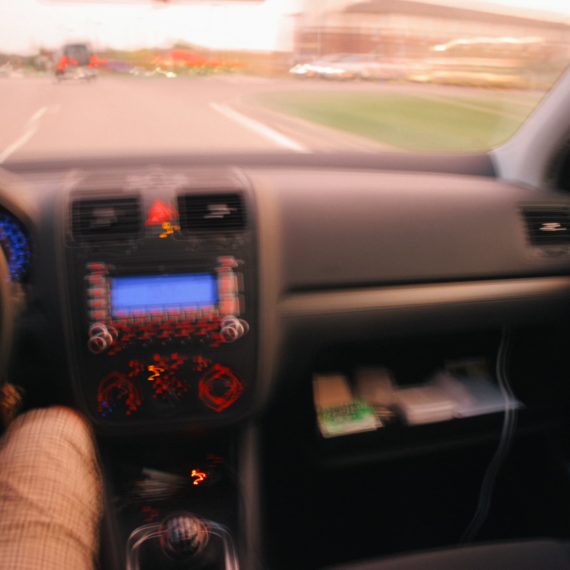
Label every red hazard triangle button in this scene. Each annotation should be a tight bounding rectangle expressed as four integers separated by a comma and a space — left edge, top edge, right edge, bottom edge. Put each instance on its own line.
145, 200, 175, 226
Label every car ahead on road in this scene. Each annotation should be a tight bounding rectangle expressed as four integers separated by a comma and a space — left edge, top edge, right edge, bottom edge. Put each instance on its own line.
54, 43, 97, 82
319, 54, 397, 80
289, 53, 350, 78
290, 54, 413, 81
2, 2, 570, 570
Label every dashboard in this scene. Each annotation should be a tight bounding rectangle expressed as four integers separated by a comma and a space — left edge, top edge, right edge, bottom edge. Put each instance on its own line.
2, 154, 570, 436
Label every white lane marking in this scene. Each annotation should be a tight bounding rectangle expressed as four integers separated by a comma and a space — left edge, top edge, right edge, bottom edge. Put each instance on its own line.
210, 102, 309, 153
0, 104, 58, 164
0, 128, 38, 165
27, 106, 48, 125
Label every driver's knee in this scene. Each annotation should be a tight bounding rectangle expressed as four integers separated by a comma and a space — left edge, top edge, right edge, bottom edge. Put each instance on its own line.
2, 405, 98, 465
0, 406, 103, 569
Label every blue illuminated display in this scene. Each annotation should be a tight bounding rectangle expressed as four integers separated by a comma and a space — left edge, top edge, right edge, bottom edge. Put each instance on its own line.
111, 273, 217, 316
0, 212, 31, 282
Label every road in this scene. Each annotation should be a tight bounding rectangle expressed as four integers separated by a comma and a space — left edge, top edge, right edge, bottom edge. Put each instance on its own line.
0, 74, 540, 163
0, 75, 388, 163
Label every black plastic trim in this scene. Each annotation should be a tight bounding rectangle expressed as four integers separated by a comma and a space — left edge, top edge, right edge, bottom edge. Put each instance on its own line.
3, 151, 496, 178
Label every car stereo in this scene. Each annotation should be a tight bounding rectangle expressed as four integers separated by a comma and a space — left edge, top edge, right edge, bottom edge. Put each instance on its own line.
85, 256, 248, 355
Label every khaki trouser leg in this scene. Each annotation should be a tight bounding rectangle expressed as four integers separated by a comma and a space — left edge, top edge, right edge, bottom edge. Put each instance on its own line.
0, 407, 103, 569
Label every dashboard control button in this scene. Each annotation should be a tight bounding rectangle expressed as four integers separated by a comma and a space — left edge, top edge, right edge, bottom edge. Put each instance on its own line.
89, 322, 108, 337
107, 326, 119, 340
167, 308, 182, 321
218, 273, 237, 295
217, 256, 238, 268
89, 309, 107, 321
88, 335, 107, 354
89, 287, 107, 298
88, 322, 115, 354
86, 262, 106, 272
219, 297, 238, 316
85, 274, 105, 285
183, 309, 197, 322
199, 306, 216, 320
220, 315, 248, 343
220, 326, 239, 342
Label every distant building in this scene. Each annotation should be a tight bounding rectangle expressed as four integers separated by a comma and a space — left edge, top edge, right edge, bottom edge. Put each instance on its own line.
293, 0, 570, 62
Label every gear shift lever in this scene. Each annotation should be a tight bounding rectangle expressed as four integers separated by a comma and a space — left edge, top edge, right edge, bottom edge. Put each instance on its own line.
127, 512, 239, 570
160, 513, 210, 560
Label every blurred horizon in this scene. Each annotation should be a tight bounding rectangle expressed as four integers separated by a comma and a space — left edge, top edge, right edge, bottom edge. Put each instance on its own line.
0, 0, 569, 56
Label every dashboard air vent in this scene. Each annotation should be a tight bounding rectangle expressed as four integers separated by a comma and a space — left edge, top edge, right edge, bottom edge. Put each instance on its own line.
522, 206, 570, 246
178, 193, 246, 232
71, 196, 141, 241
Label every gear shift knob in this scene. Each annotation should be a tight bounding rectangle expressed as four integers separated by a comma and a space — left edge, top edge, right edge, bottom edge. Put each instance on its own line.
160, 513, 210, 560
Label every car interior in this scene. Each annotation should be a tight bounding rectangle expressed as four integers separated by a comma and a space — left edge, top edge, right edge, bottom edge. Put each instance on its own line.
3, 4, 570, 569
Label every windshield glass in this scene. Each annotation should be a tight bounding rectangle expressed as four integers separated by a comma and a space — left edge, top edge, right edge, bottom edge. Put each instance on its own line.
0, 0, 569, 161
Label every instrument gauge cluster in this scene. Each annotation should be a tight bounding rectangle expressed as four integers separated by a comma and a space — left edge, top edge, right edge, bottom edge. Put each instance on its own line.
0, 210, 32, 282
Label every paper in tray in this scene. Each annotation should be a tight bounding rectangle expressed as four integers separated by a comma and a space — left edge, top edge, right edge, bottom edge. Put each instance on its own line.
396, 385, 457, 425
316, 401, 380, 438
313, 373, 381, 438
433, 372, 521, 417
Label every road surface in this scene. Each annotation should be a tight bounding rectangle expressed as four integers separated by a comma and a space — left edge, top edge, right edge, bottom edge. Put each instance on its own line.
0, 75, 389, 163
0, 74, 540, 163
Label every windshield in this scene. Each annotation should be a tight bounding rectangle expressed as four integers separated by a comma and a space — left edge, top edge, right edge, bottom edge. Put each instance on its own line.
0, 0, 569, 161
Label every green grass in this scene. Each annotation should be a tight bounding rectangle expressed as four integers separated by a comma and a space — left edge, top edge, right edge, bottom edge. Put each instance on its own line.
261, 91, 535, 152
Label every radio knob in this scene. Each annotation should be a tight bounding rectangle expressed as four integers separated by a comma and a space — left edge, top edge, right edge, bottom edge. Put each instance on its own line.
88, 335, 108, 354
107, 326, 119, 341
87, 322, 116, 354
220, 316, 248, 343
89, 322, 108, 337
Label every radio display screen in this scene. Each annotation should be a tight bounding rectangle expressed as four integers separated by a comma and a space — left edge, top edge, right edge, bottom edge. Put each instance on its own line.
110, 273, 218, 316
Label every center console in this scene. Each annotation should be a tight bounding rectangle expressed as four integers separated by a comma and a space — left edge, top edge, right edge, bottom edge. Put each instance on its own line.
62, 169, 258, 434
61, 170, 259, 568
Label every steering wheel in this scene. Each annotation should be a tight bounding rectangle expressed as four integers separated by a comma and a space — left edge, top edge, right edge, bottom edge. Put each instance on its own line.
0, 232, 17, 427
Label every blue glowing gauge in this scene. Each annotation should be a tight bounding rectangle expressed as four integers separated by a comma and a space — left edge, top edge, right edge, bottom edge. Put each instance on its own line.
0, 212, 31, 282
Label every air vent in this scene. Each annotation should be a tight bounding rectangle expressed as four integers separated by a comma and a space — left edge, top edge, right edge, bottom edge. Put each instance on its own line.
71, 196, 141, 241
522, 206, 570, 246
178, 193, 246, 232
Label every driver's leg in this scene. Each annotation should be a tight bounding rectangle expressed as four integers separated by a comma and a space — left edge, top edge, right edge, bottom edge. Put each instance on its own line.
0, 407, 102, 569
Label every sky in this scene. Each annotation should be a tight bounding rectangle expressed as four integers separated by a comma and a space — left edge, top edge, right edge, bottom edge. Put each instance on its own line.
0, 0, 568, 55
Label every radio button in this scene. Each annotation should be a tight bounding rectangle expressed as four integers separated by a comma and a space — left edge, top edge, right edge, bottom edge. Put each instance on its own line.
89, 288, 107, 299
218, 273, 237, 295
167, 308, 182, 321
219, 297, 238, 316
89, 310, 107, 321
85, 274, 105, 285
200, 306, 216, 319
183, 309, 197, 322
86, 263, 106, 272
218, 256, 238, 268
